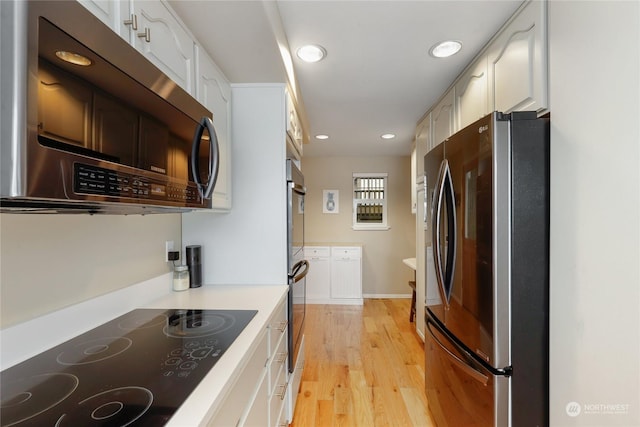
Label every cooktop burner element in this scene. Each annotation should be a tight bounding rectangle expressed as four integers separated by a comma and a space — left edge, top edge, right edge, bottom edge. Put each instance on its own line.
0, 309, 257, 426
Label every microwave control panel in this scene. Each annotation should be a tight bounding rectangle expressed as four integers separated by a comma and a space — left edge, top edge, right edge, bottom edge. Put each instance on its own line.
74, 163, 201, 204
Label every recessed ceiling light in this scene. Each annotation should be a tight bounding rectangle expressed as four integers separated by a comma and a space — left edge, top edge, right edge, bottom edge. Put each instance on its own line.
55, 50, 92, 66
381, 133, 396, 140
429, 40, 462, 58
296, 45, 327, 63
315, 134, 329, 140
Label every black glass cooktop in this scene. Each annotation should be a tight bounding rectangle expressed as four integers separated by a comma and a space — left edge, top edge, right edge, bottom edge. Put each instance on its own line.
0, 308, 257, 426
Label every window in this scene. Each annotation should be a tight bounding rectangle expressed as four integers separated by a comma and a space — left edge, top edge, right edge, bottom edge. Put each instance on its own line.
352, 173, 389, 230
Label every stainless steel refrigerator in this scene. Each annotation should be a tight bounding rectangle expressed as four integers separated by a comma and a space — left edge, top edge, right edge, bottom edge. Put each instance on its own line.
424, 111, 549, 426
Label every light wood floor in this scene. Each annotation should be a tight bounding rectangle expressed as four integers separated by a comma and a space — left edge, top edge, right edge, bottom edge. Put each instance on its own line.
291, 299, 436, 426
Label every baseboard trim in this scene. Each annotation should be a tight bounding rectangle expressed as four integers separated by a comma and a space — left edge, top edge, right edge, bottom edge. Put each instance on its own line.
363, 293, 412, 299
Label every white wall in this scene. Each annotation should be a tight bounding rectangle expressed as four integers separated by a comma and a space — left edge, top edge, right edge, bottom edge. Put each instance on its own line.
301, 156, 415, 297
548, 1, 639, 425
0, 214, 180, 328
182, 84, 289, 286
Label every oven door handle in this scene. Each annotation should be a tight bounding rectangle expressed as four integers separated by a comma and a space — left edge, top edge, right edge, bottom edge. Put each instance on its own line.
290, 259, 309, 283
291, 182, 306, 196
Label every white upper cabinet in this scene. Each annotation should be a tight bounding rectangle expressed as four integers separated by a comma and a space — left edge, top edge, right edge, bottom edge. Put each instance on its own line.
77, 0, 122, 30
413, 113, 431, 213
286, 91, 304, 160
79, 0, 197, 96
487, 0, 548, 113
415, 113, 431, 177
431, 89, 455, 147
196, 49, 232, 211
455, 56, 489, 130
122, 0, 196, 95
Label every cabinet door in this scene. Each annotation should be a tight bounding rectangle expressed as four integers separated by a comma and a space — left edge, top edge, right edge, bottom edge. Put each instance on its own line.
487, 0, 548, 113
411, 146, 417, 213
304, 248, 331, 301
455, 56, 489, 130
207, 331, 269, 426
77, 0, 123, 31
330, 248, 362, 300
415, 113, 433, 177
415, 181, 427, 340
286, 91, 303, 159
415, 113, 431, 174
128, 0, 195, 95
431, 89, 455, 147
197, 49, 232, 210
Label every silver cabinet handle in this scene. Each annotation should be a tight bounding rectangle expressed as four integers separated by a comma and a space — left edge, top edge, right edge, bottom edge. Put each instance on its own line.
123, 14, 138, 30
276, 352, 288, 364
276, 383, 288, 400
137, 28, 150, 43
276, 320, 288, 333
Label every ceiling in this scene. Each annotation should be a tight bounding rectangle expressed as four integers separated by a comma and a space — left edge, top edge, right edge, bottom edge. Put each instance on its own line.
168, 1, 523, 157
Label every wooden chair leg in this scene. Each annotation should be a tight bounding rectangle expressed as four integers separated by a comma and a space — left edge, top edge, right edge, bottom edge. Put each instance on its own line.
409, 281, 416, 322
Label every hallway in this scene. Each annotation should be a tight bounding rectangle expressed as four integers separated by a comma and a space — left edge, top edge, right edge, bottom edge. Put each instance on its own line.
291, 299, 435, 426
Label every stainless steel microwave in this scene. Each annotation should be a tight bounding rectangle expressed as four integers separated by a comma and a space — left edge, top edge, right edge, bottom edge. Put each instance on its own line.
0, 1, 219, 214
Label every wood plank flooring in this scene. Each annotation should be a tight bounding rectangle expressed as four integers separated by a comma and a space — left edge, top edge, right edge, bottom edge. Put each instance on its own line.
291, 299, 436, 426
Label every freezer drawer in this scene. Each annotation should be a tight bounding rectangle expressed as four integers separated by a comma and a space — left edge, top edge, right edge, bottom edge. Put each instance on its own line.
425, 312, 509, 427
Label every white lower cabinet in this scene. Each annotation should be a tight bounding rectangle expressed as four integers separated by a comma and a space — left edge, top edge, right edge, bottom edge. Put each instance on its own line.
305, 246, 363, 305
208, 298, 288, 426
304, 247, 331, 301
287, 335, 305, 423
266, 300, 288, 427
331, 247, 362, 301
207, 330, 268, 426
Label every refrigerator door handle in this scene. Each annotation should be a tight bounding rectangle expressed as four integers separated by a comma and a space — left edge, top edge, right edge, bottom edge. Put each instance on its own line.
432, 160, 454, 307
422, 173, 428, 224
426, 318, 489, 386
442, 161, 457, 302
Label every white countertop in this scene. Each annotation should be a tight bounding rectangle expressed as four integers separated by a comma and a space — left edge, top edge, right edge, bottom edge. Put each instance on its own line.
145, 285, 288, 426
403, 257, 417, 270
0, 279, 288, 427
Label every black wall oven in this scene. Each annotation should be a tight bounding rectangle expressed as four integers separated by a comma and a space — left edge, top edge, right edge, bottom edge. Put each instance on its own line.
286, 160, 308, 373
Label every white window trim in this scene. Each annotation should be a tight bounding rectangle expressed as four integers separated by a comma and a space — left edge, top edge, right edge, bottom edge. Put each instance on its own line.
352, 173, 390, 231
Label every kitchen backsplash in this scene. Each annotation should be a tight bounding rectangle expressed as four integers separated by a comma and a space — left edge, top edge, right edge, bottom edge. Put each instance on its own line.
0, 213, 180, 328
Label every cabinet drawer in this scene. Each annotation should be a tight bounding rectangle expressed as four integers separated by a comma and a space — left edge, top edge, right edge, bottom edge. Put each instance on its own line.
331, 247, 361, 259
304, 246, 330, 258
268, 330, 288, 393
240, 371, 269, 427
268, 299, 287, 356
207, 330, 268, 426
273, 397, 288, 427
268, 365, 288, 427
